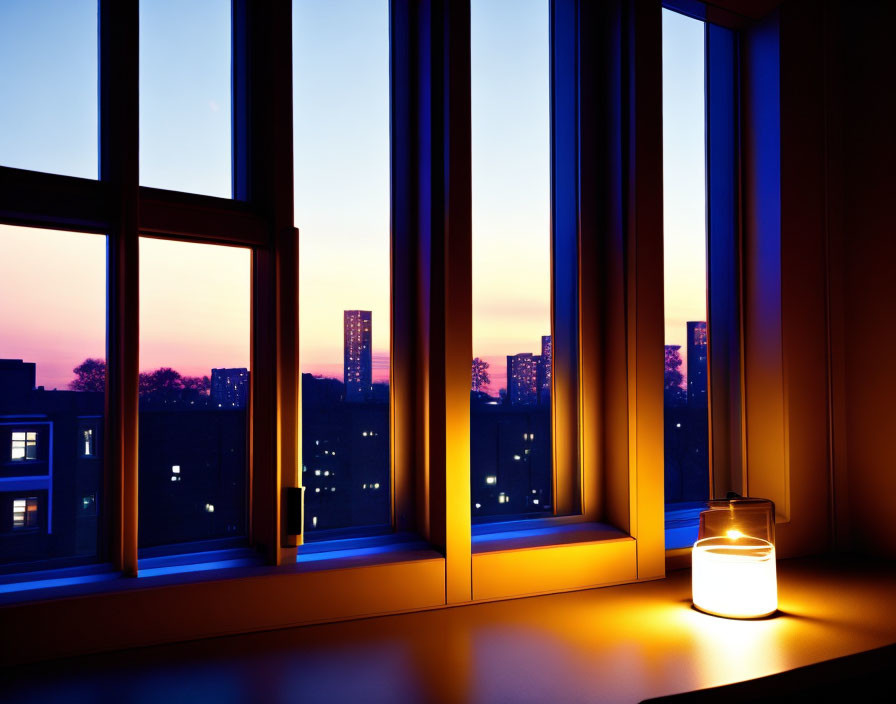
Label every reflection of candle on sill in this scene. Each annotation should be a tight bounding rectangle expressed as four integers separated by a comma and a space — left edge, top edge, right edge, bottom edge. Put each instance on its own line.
692, 533, 777, 619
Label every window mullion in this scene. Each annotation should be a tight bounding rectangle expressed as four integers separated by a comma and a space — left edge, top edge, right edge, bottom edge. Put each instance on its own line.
99, 0, 140, 576
705, 21, 743, 499
551, 0, 584, 518
238, 0, 298, 564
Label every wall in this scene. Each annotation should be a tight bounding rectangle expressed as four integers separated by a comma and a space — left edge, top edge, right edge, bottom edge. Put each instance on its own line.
839, 2, 896, 558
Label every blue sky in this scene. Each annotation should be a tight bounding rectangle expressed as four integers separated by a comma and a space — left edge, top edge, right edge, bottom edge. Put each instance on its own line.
662, 8, 707, 373
0, 0, 98, 178
471, 0, 551, 393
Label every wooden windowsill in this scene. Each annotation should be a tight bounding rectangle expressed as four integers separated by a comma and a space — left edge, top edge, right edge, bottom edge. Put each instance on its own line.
2, 554, 895, 700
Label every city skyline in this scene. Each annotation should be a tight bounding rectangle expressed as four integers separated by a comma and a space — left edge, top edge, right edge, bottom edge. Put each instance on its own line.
1, 1, 706, 398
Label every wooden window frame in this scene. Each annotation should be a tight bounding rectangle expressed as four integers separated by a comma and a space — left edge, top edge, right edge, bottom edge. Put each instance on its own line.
460, 0, 666, 600
662, 0, 834, 565
0, 0, 673, 663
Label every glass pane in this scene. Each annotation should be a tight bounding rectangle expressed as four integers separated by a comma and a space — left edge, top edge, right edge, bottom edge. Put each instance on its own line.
138, 237, 250, 552
139, 0, 232, 198
662, 9, 710, 548
0, 0, 97, 179
294, 0, 391, 537
471, 0, 552, 520
0, 225, 106, 572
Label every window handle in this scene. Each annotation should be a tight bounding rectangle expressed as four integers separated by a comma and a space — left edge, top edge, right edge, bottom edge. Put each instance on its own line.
284, 486, 304, 547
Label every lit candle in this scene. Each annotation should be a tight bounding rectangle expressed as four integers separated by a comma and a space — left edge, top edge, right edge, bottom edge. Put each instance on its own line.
692, 531, 777, 619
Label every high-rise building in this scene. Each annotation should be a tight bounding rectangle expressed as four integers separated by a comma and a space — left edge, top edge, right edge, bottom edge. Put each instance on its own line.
687, 321, 708, 407
538, 335, 552, 404
507, 353, 540, 407
210, 368, 249, 408
344, 310, 373, 403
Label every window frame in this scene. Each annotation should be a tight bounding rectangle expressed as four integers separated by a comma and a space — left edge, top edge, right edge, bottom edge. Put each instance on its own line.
0, 0, 670, 662
10, 431, 38, 462
12, 497, 40, 531
659, 1, 743, 553
80, 425, 97, 458
661, 0, 832, 565
460, 0, 666, 600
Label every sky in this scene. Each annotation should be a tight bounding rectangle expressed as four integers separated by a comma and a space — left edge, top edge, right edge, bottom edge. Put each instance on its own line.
0, 0, 707, 393
294, 0, 391, 383
471, 0, 551, 394
662, 9, 708, 379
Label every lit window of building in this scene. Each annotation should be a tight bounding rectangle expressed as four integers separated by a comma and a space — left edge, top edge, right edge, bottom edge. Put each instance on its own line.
81, 427, 95, 457
11, 431, 37, 461
12, 497, 39, 529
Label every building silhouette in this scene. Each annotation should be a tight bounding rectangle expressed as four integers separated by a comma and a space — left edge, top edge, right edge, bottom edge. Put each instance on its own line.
687, 321, 708, 407
0, 357, 250, 570
344, 310, 372, 403
664, 323, 709, 505
0, 359, 102, 568
470, 396, 552, 517
210, 368, 249, 408
302, 373, 390, 532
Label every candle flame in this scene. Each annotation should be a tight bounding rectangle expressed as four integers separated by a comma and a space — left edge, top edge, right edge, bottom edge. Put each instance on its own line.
726, 529, 745, 540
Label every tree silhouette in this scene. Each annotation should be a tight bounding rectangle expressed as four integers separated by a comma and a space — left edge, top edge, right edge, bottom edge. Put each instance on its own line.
182, 375, 211, 394
70, 358, 212, 397
471, 357, 491, 392
69, 358, 106, 392
664, 345, 687, 407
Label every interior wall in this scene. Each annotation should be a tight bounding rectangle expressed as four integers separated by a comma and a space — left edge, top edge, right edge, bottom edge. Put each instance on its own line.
839, 2, 896, 558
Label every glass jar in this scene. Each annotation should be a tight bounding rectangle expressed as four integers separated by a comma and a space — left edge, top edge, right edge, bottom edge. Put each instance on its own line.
691, 496, 777, 618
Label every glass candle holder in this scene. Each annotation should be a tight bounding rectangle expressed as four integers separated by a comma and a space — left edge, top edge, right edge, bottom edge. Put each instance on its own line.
691, 496, 777, 619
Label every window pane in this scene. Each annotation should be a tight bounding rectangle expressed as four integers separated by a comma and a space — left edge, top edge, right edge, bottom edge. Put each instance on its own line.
138, 238, 250, 551
662, 10, 710, 548
0, 225, 106, 571
471, 0, 552, 520
0, 0, 97, 179
294, 0, 390, 537
139, 0, 232, 198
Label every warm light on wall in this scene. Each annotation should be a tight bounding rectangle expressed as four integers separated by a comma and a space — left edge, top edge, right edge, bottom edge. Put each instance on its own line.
692, 497, 777, 619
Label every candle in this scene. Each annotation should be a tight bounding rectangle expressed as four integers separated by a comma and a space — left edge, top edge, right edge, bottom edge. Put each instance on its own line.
692, 534, 777, 619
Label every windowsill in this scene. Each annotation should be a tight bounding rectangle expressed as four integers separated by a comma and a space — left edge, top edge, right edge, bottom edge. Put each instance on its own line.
0, 562, 121, 600
665, 501, 706, 549
0, 535, 443, 608
472, 520, 630, 553
294, 532, 440, 572
7, 555, 894, 699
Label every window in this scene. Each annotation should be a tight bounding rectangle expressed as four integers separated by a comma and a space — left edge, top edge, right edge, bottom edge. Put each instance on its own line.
0, 0, 97, 179
139, 0, 232, 197
662, 8, 710, 549
0, 225, 106, 569
662, 3, 745, 549
12, 497, 40, 530
80, 493, 97, 517
294, 0, 391, 537
470, 0, 552, 520
0, 0, 677, 645
11, 432, 37, 461
138, 237, 250, 552
80, 427, 95, 457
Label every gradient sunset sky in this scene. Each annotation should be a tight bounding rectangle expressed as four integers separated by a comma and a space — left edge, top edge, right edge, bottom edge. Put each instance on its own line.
0, 0, 705, 393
